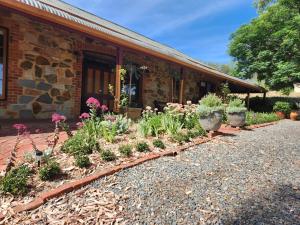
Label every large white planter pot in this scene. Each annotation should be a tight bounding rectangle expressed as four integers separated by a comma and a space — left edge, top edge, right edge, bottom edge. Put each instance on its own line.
227, 111, 246, 127
199, 111, 223, 131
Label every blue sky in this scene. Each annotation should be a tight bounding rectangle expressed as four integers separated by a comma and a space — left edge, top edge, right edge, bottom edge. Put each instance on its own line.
63, 0, 257, 64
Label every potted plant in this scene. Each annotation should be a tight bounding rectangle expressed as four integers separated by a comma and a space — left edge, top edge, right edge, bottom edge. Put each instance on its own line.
197, 94, 224, 131
226, 98, 247, 127
273, 101, 291, 119
290, 102, 300, 121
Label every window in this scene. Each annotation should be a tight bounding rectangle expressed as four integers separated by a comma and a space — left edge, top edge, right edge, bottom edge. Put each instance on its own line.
0, 28, 7, 99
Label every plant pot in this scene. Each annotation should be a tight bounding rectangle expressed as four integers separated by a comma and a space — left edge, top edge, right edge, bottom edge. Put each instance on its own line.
275, 111, 286, 119
290, 110, 300, 121
199, 110, 223, 131
126, 107, 142, 121
227, 111, 246, 127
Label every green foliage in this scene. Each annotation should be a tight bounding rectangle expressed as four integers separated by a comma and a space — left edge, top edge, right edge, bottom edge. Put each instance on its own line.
0, 165, 31, 195
198, 94, 224, 117
100, 121, 117, 143
138, 114, 164, 137
227, 99, 247, 114
183, 113, 198, 129
101, 150, 117, 161
229, 0, 300, 91
115, 115, 131, 134
171, 132, 189, 145
39, 161, 61, 181
246, 111, 280, 125
136, 142, 150, 152
161, 114, 183, 136
273, 101, 292, 114
74, 155, 91, 168
61, 130, 99, 155
219, 82, 231, 103
118, 145, 133, 157
153, 139, 166, 149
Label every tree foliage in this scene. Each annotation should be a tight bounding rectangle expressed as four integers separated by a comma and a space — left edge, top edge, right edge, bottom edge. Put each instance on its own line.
229, 0, 300, 91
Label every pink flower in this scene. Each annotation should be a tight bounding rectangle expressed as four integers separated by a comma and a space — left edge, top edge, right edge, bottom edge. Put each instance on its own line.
13, 124, 27, 134
86, 97, 101, 109
76, 122, 84, 128
101, 104, 108, 112
79, 113, 90, 119
104, 115, 116, 122
52, 113, 66, 124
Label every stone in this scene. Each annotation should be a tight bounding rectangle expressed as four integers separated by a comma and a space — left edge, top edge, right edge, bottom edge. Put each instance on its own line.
65, 85, 75, 91
52, 63, 58, 67
50, 88, 60, 97
9, 104, 27, 111
20, 61, 33, 70
65, 69, 74, 78
59, 62, 70, 68
24, 88, 42, 96
44, 74, 57, 84
32, 102, 42, 114
35, 65, 42, 78
36, 56, 50, 65
19, 96, 35, 104
36, 82, 52, 91
56, 96, 68, 102
36, 93, 52, 104
25, 54, 36, 61
18, 79, 36, 89
20, 110, 34, 119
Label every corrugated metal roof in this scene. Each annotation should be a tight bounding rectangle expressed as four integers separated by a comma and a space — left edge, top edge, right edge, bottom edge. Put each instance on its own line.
10, 0, 264, 92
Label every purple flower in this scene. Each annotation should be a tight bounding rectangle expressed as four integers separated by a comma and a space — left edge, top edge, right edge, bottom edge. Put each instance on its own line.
79, 112, 90, 119
52, 113, 66, 124
76, 122, 84, 128
86, 97, 101, 109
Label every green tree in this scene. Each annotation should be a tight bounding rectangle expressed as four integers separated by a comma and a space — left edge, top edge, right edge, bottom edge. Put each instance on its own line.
229, 0, 300, 92
206, 62, 236, 76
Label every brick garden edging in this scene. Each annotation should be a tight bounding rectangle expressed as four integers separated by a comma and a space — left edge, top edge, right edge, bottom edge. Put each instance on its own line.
0, 121, 277, 219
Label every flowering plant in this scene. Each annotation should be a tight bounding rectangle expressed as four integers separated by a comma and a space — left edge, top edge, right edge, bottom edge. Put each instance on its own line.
86, 97, 101, 109
79, 113, 90, 120
51, 113, 72, 137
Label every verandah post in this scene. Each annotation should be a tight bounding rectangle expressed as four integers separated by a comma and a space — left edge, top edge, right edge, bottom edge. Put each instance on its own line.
114, 47, 123, 112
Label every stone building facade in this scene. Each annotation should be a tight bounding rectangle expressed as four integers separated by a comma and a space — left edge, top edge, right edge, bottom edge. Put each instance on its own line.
0, 7, 220, 119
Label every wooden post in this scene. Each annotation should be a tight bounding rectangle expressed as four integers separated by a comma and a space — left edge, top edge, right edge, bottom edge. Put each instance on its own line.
114, 47, 123, 112
246, 92, 250, 110
263, 92, 267, 102
179, 68, 184, 104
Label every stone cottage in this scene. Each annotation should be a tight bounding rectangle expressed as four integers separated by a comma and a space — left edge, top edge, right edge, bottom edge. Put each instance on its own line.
0, 0, 264, 119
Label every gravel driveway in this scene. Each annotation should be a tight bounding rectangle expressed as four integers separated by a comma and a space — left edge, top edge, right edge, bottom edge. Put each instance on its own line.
4, 120, 300, 224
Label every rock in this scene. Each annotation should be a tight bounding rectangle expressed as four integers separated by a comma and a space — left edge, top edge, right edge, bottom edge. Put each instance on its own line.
9, 104, 27, 111
24, 54, 35, 61
35, 65, 43, 78
59, 62, 70, 68
36, 93, 52, 104
32, 102, 42, 114
36, 82, 52, 91
19, 110, 34, 119
44, 74, 57, 84
65, 69, 74, 78
36, 56, 50, 65
50, 88, 60, 97
18, 96, 35, 104
20, 61, 33, 70
18, 79, 36, 89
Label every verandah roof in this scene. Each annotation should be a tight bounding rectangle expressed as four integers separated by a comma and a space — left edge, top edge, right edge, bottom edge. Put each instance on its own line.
0, 0, 265, 93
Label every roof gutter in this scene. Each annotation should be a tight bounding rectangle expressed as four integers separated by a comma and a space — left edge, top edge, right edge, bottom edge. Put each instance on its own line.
0, 0, 265, 93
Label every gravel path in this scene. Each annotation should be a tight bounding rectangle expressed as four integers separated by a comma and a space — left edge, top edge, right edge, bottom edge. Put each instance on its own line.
5, 120, 300, 224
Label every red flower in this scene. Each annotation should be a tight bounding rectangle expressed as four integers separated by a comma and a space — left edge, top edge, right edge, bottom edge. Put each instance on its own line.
52, 113, 66, 124
86, 97, 101, 109
76, 122, 84, 128
79, 112, 90, 119
13, 124, 27, 134
101, 104, 109, 112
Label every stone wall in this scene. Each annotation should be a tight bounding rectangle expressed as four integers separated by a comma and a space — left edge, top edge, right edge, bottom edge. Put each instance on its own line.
0, 8, 116, 119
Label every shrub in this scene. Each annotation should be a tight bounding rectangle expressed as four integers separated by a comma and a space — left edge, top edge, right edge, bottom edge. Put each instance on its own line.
246, 112, 280, 125
226, 99, 247, 114
115, 115, 131, 134
183, 113, 198, 129
273, 101, 292, 115
39, 161, 61, 181
61, 131, 98, 155
118, 145, 133, 157
198, 94, 224, 117
100, 122, 117, 143
138, 114, 164, 137
187, 126, 207, 139
75, 154, 91, 168
136, 142, 150, 152
0, 165, 31, 195
153, 139, 165, 149
161, 114, 183, 136
171, 132, 189, 145
101, 150, 117, 161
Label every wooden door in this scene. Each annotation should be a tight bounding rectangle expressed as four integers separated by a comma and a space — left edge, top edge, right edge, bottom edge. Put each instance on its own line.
81, 61, 115, 113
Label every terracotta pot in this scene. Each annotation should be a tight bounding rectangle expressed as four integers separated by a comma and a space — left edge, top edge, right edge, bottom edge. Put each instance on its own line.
290, 111, 300, 121
275, 111, 286, 119
227, 111, 246, 127
199, 110, 223, 131
126, 107, 142, 121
